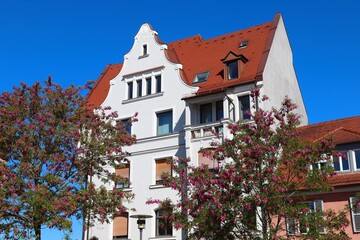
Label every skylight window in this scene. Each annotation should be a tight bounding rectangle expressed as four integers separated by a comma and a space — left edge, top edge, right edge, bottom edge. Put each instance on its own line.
193, 71, 210, 83
239, 40, 248, 48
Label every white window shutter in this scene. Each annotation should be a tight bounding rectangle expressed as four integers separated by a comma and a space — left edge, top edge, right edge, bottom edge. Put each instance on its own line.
314, 200, 326, 233
350, 197, 360, 232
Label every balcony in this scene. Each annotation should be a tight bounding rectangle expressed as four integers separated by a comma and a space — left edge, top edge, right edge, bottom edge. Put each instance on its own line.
186, 122, 224, 140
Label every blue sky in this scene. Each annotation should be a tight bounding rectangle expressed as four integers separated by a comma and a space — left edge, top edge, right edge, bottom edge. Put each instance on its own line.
0, 0, 359, 239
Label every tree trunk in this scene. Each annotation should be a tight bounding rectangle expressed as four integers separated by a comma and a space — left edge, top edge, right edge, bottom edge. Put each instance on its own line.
35, 222, 41, 240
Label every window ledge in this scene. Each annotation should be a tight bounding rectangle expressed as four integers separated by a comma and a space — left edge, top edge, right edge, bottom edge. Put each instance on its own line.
138, 54, 149, 59
117, 187, 133, 192
149, 236, 176, 240
149, 184, 169, 190
123, 92, 164, 104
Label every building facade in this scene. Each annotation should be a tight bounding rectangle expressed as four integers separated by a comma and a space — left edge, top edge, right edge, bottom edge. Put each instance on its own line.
294, 116, 360, 239
86, 14, 307, 240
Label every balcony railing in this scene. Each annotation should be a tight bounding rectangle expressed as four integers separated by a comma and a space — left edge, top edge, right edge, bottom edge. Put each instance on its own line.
187, 122, 224, 140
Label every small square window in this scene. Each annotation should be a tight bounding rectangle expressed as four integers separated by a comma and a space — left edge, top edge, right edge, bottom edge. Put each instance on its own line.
121, 119, 132, 135
227, 60, 238, 80
157, 110, 172, 135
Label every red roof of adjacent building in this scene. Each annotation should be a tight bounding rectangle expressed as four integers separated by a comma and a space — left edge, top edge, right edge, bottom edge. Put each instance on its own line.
87, 14, 282, 106
298, 116, 360, 145
298, 116, 360, 187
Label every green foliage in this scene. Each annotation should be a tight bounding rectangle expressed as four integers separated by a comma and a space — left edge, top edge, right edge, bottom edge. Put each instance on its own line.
0, 79, 135, 239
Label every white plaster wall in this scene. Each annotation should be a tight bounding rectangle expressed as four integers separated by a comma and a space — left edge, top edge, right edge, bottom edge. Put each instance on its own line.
89, 24, 196, 240
262, 16, 308, 125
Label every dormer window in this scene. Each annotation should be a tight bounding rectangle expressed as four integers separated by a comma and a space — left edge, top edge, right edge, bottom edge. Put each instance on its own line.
227, 60, 239, 80
193, 71, 210, 83
221, 51, 248, 81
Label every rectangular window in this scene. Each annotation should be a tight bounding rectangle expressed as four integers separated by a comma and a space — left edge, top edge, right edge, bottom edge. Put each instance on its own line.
115, 164, 130, 189
239, 95, 250, 120
127, 82, 133, 99
216, 101, 223, 121
156, 209, 173, 236
200, 103, 212, 124
350, 196, 360, 232
137, 79, 142, 97
198, 149, 218, 171
286, 200, 325, 236
227, 60, 238, 80
155, 158, 172, 185
113, 212, 128, 239
157, 110, 172, 135
333, 152, 350, 172
121, 118, 131, 135
156, 75, 162, 93
143, 44, 148, 55
146, 77, 152, 95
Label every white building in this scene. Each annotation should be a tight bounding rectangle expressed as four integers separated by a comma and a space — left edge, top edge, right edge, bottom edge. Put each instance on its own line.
86, 14, 307, 240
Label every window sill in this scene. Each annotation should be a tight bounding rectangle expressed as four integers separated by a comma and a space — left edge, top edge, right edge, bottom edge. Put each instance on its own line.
149, 184, 169, 190
138, 54, 149, 59
123, 92, 164, 104
149, 236, 176, 240
116, 187, 133, 192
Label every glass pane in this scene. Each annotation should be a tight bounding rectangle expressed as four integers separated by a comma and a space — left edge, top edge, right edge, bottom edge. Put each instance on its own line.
156, 75, 162, 93
200, 103, 212, 123
128, 82, 133, 99
121, 119, 131, 134
239, 95, 250, 120
157, 111, 172, 135
333, 160, 340, 171
342, 156, 350, 171
137, 80, 142, 97
227, 60, 238, 79
146, 77, 151, 95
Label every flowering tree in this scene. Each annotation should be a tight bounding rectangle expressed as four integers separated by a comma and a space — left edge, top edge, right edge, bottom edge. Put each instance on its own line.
149, 90, 349, 240
0, 79, 135, 240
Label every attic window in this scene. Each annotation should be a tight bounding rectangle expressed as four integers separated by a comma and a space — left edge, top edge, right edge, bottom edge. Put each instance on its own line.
143, 44, 148, 55
227, 60, 239, 80
193, 71, 210, 83
239, 40, 248, 48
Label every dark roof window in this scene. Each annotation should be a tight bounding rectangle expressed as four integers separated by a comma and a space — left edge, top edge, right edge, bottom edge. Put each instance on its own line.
193, 71, 210, 83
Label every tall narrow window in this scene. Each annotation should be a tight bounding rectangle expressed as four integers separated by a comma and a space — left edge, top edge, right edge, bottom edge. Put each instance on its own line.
350, 196, 360, 232
115, 163, 130, 189
155, 209, 173, 236
198, 149, 218, 171
200, 103, 212, 124
127, 82, 133, 99
157, 111, 172, 135
137, 79, 142, 97
216, 101, 223, 121
143, 44, 148, 55
146, 77, 152, 95
239, 95, 250, 120
113, 212, 128, 239
156, 75, 162, 93
227, 60, 239, 79
155, 158, 172, 185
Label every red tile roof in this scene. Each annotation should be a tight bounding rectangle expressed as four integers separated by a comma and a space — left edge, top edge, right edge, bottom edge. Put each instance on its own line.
86, 63, 123, 107
298, 116, 360, 145
298, 116, 360, 187
87, 14, 282, 105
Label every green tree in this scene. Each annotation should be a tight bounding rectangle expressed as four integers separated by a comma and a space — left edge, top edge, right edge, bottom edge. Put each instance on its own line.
149, 89, 349, 240
0, 78, 135, 240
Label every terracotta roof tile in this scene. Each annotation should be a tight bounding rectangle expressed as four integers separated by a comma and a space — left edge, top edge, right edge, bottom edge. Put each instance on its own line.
86, 63, 123, 107
87, 14, 281, 104
298, 116, 360, 145
329, 172, 360, 187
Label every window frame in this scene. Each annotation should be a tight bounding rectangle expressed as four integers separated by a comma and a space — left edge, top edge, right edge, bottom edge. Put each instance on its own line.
350, 196, 360, 233
156, 110, 173, 135
121, 118, 132, 135
238, 95, 251, 120
199, 103, 213, 124
113, 212, 129, 239
333, 152, 350, 172
155, 209, 173, 236
115, 163, 130, 189
127, 82, 133, 99
146, 77, 152, 95
155, 158, 172, 185
137, 79, 142, 97
155, 75, 162, 93
227, 60, 239, 80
